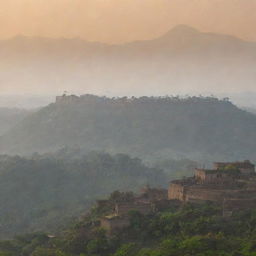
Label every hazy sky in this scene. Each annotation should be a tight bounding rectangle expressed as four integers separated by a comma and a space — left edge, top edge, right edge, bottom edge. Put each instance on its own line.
1, 0, 256, 43
1, 0, 256, 106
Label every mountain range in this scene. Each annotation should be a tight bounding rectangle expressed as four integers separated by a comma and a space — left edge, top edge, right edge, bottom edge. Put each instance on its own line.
1, 25, 256, 96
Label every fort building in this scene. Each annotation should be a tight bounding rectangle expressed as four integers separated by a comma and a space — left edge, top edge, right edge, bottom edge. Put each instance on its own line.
100, 215, 130, 236
101, 160, 256, 235
140, 186, 168, 201
100, 186, 168, 235
56, 94, 80, 104
169, 160, 256, 214
195, 169, 231, 184
100, 201, 154, 236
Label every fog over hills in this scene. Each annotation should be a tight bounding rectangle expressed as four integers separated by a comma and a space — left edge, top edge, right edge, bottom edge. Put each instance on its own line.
1, 25, 256, 99
0, 108, 33, 135
1, 95, 256, 163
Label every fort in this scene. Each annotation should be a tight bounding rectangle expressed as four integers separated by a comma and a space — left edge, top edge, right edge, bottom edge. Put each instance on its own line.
99, 187, 170, 235
100, 160, 256, 235
169, 160, 256, 216
55, 94, 80, 104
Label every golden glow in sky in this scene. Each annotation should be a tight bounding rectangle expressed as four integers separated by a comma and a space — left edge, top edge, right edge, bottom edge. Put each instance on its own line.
0, 0, 256, 43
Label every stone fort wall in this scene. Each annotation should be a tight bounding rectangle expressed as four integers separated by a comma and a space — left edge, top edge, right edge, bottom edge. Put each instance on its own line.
168, 183, 254, 203
168, 183, 185, 201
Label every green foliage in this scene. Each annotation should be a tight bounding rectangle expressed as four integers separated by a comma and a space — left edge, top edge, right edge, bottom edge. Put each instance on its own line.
113, 243, 136, 256
1, 96, 256, 163
0, 253, 13, 256
0, 108, 32, 136
86, 229, 109, 255
0, 153, 165, 239
221, 165, 241, 176
31, 248, 71, 256
2, 202, 256, 256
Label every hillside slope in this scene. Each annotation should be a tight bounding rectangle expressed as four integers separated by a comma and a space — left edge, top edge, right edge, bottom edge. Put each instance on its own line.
0, 108, 32, 135
2, 198, 256, 256
0, 152, 164, 239
1, 95, 256, 162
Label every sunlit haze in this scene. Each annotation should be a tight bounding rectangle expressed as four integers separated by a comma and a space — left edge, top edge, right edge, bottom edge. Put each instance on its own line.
1, 0, 256, 107
1, 0, 256, 43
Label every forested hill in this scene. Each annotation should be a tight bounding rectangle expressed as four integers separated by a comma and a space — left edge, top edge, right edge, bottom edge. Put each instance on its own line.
0, 108, 32, 135
1, 95, 256, 162
0, 152, 165, 239
3, 196, 256, 256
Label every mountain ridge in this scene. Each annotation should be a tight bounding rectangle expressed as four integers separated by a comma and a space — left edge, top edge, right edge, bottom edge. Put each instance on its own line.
1, 24, 255, 46
1, 24, 256, 99
1, 95, 256, 162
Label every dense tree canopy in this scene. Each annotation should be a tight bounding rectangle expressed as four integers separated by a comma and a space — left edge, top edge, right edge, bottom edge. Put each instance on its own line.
1, 96, 256, 162
1, 201, 256, 256
0, 152, 165, 239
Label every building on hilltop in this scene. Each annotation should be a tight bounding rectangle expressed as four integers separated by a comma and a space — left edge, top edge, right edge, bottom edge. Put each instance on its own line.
195, 168, 233, 184
55, 94, 80, 104
169, 160, 256, 215
100, 186, 170, 236
100, 201, 153, 236
140, 186, 168, 201
100, 215, 130, 236
100, 160, 256, 236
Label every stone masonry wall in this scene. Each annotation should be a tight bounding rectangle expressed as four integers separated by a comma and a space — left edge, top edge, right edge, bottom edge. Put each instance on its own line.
168, 183, 185, 201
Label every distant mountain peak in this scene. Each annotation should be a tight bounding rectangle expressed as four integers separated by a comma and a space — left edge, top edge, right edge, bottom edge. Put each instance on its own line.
165, 24, 200, 36
156, 25, 200, 43
172, 24, 199, 32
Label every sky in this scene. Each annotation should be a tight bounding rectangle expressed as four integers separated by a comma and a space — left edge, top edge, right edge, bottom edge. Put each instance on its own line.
1, 0, 256, 108
1, 0, 256, 43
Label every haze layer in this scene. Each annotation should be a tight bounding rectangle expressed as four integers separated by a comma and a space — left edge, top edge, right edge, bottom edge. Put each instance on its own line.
1, 0, 256, 43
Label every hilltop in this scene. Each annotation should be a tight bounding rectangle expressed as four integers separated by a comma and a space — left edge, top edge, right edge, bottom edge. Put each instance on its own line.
1, 95, 256, 162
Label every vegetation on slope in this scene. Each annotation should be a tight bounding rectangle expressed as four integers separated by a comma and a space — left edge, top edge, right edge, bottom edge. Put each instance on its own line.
1, 96, 256, 163
0, 108, 32, 135
0, 152, 165, 239
1, 198, 256, 256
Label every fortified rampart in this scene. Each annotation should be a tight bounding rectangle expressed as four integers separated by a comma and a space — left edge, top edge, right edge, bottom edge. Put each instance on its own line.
168, 182, 237, 203
169, 160, 256, 214
168, 183, 186, 201
100, 186, 169, 236
195, 169, 232, 184
56, 94, 80, 104
100, 216, 130, 236
100, 160, 256, 236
